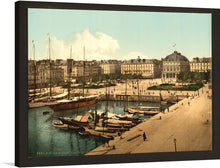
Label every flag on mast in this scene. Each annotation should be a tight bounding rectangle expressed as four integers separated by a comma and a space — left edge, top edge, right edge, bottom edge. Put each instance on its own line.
47, 32, 50, 36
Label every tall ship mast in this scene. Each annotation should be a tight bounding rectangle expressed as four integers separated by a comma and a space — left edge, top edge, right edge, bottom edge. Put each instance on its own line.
46, 34, 69, 101
33, 40, 36, 100
49, 46, 100, 111
67, 46, 72, 100
82, 46, 85, 97
48, 33, 52, 98
123, 77, 128, 114
28, 40, 51, 103
105, 79, 108, 119
137, 77, 140, 105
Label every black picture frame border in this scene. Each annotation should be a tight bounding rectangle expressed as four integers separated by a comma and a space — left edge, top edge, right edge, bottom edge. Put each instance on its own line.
15, 1, 220, 167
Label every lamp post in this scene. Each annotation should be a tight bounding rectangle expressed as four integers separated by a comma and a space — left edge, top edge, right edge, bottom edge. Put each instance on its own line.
173, 138, 177, 152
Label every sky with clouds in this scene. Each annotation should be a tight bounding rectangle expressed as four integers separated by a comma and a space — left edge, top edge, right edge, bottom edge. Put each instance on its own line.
28, 8, 211, 61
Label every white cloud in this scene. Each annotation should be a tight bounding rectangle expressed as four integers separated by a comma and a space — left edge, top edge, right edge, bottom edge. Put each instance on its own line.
50, 36, 66, 59
122, 51, 149, 60
44, 29, 120, 60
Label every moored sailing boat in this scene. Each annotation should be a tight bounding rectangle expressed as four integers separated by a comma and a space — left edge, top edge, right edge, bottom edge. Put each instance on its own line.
50, 95, 100, 111
49, 46, 100, 111
52, 92, 68, 100
57, 115, 91, 127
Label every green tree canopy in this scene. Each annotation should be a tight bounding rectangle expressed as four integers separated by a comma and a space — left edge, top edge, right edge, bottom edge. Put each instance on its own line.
177, 71, 211, 83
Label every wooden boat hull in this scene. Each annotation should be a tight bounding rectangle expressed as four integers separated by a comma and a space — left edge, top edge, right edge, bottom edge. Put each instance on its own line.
79, 131, 90, 135
128, 107, 159, 115
52, 123, 81, 130
52, 123, 69, 128
50, 98, 100, 111
83, 126, 116, 139
58, 117, 89, 127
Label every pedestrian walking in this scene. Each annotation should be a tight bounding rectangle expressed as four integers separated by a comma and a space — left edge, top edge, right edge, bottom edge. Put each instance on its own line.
106, 139, 110, 147
143, 132, 147, 141
112, 145, 115, 149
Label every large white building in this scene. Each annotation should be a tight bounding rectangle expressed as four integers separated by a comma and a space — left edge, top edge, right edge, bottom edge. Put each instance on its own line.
161, 51, 190, 81
67, 59, 101, 82
28, 59, 64, 89
99, 60, 121, 74
190, 57, 211, 72
121, 57, 162, 78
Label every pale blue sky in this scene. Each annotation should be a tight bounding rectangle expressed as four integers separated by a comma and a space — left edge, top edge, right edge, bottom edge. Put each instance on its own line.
28, 8, 211, 61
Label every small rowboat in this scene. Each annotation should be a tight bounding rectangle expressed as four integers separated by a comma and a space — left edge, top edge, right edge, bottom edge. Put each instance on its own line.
128, 106, 160, 115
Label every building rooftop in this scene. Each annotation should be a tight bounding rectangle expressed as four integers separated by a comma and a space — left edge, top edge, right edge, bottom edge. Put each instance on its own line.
163, 51, 189, 62
122, 58, 161, 64
191, 57, 211, 63
97, 60, 122, 64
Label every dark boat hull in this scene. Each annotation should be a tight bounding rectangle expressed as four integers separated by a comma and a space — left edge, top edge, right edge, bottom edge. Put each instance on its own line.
58, 117, 88, 127
50, 98, 100, 111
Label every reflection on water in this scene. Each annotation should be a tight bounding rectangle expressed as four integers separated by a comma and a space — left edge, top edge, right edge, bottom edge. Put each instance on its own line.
28, 101, 168, 157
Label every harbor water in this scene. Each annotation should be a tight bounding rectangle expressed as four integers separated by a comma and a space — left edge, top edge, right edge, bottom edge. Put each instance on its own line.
28, 101, 169, 157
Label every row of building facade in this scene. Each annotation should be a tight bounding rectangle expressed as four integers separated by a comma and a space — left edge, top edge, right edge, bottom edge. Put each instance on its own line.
28, 51, 211, 89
